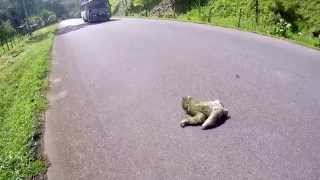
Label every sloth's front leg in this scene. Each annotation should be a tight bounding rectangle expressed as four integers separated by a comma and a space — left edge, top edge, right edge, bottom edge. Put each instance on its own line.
180, 112, 206, 128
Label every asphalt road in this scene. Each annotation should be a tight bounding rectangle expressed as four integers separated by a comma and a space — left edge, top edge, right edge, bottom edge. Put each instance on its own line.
45, 18, 320, 180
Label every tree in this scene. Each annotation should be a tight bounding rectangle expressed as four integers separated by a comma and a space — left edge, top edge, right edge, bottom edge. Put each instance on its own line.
175, 0, 208, 13
131, 0, 160, 15
41, 0, 68, 19
0, 20, 16, 49
0, 0, 70, 27
254, 0, 259, 24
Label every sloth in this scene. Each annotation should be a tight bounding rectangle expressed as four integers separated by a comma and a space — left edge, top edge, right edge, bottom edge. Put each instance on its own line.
180, 96, 229, 130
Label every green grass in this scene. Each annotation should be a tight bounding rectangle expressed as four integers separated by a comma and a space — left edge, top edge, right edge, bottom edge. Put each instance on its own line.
180, 0, 320, 49
0, 25, 56, 179
0, 37, 24, 57
178, 15, 320, 49
127, 0, 320, 49
176, 12, 320, 50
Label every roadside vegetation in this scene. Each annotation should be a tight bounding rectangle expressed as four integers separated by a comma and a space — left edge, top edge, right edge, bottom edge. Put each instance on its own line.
116, 0, 320, 49
0, 24, 56, 179
0, 0, 80, 55
0, 1, 85, 179
0, 0, 59, 57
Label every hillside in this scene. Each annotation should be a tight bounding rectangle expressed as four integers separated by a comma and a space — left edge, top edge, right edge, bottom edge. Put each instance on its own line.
110, 0, 132, 16
123, 0, 320, 47
60, 0, 81, 18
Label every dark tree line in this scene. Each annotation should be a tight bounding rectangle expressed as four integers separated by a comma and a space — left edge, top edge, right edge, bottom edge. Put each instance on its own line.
0, 0, 81, 31
0, 0, 81, 52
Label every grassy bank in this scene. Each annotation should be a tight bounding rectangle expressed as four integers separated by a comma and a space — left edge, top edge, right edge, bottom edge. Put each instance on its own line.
177, 3, 320, 49
124, 0, 320, 49
0, 25, 56, 179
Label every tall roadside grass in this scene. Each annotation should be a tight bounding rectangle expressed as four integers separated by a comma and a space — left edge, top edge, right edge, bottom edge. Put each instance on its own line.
177, 9, 320, 49
0, 25, 56, 179
174, 0, 320, 49
127, 0, 320, 49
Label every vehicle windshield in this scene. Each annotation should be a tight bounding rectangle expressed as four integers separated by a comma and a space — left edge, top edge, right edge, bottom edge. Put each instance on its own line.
93, 0, 107, 9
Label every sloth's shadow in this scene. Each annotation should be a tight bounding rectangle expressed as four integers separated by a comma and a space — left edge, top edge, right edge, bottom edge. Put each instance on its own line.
203, 114, 231, 130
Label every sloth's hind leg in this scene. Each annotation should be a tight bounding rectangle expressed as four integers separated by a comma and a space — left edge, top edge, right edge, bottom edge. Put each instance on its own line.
201, 109, 224, 130
180, 112, 206, 128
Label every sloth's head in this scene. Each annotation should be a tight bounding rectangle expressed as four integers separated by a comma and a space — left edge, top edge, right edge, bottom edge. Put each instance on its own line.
182, 96, 193, 112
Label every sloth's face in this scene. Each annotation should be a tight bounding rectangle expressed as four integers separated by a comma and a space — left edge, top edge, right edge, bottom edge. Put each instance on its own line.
182, 96, 192, 112
182, 97, 188, 111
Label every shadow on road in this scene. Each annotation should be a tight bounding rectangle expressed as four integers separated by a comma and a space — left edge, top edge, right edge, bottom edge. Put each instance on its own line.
57, 18, 121, 36
57, 23, 88, 36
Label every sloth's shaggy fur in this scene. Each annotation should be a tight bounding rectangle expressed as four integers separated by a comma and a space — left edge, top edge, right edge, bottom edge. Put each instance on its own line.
180, 96, 228, 129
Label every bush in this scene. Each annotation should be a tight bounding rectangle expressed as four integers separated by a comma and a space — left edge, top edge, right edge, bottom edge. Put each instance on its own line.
47, 14, 57, 24
175, 0, 209, 13
269, 0, 301, 32
272, 16, 291, 37
40, 10, 57, 25
132, 0, 161, 12
0, 21, 16, 42
29, 16, 45, 30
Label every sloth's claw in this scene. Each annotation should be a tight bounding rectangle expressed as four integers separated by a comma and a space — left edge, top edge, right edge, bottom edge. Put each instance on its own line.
180, 122, 186, 128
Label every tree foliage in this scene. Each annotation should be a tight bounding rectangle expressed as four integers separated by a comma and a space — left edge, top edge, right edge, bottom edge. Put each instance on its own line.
0, 0, 63, 47
0, 20, 15, 42
0, 0, 80, 28
270, 0, 302, 32
132, 0, 161, 11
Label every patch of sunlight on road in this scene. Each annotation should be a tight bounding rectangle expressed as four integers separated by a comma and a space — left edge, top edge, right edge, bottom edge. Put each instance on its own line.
59, 19, 85, 29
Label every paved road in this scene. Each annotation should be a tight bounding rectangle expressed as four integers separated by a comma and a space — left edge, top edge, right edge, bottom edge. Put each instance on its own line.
45, 18, 320, 180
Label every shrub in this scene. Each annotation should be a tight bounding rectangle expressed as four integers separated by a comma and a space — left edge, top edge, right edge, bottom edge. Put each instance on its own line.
0, 21, 16, 42
47, 14, 57, 24
269, 0, 302, 32
29, 16, 45, 30
273, 17, 291, 37
40, 10, 57, 25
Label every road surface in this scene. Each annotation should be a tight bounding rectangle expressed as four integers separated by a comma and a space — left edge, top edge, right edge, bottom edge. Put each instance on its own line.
45, 18, 320, 180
